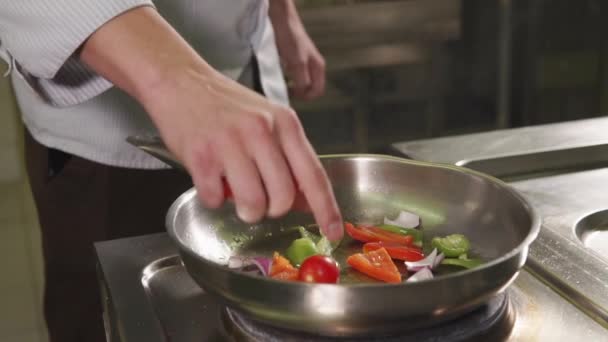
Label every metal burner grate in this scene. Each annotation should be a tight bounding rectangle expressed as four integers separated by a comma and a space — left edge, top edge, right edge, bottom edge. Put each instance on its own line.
222, 293, 514, 342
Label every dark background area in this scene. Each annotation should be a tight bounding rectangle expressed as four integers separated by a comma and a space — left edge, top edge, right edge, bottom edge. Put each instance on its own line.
293, 0, 608, 154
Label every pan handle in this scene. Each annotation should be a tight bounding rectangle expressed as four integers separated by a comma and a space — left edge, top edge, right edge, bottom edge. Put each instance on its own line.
126, 134, 185, 170
126, 135, 233, 197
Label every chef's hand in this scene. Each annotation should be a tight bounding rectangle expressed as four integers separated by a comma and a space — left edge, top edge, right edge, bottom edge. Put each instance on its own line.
80, 6, 343, 241
269, 0, 326, 100
145, 70, 346, 241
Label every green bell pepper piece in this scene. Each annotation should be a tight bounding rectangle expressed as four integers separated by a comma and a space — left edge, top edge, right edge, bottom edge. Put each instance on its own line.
297, 226, 318, 242
315, 236, 333, 256
431, 234, 470, 257
286, 237, 318, 266
441, 257, 483, 269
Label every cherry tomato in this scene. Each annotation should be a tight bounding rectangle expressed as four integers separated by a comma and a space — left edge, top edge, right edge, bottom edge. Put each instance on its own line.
298, 255, 340, 284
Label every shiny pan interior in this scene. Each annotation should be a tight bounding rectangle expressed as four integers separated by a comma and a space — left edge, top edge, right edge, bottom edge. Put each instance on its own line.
166, 154, 540, 337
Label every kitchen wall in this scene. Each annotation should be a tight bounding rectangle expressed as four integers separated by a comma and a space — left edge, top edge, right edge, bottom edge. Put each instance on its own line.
0, 64, 48, 341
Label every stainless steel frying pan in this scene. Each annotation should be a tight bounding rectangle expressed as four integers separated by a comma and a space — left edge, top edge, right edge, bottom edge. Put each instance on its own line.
128, 135, 540, 337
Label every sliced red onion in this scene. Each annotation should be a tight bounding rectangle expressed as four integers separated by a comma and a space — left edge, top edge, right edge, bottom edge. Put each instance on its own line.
433, 252, 445, 269
404, 248, 444, 272
406, 267, 434, 282
251, 257, 272, 276
228, 256, 272, 277
384, 210, 420, 229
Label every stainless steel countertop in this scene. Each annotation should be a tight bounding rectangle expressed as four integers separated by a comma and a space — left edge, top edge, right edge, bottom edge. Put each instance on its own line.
510, 169, 608, 324
392, 117, 608, 165
391, 117, 608, 327
95, 233, 608, 342
391, 117, 608, 182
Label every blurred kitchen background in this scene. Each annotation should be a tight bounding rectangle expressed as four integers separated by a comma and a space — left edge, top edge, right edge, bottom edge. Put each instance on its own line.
0, 0, 607, 341
293, 0, 608, 154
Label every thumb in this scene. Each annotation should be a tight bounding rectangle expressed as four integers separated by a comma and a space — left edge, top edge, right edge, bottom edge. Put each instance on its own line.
288, 61, 311, 99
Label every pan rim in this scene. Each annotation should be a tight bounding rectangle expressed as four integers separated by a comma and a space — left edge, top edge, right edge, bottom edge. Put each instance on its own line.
166, 153, 541, 289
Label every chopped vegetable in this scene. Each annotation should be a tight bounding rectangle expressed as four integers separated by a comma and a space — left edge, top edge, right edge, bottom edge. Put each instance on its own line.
431, 234, 471, 257
346, 247, 402, 283
345, 222, 414, 245
441, 256, 483, 269
406, 267, 434, 282
377, 224, 423, 246
297, 226, 317, 242
404, 248, 444, 272
251, 257, 272, 276
345, 222, 373, 242
295, 226, 332, 256
384, 211, 420, 229
232, 214, 484, 285
365, 226, 415, 245
286, 237, 318, 266
270, 252, 299, 281
363, 242, 424, 262
298, 255, 340, 284
271, 269, 300, 281
227, 256, 272, 276
270, 252, 296, 274
315, 236, 333, 256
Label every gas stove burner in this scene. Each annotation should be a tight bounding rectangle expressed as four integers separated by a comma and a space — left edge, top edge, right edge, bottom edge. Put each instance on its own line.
222, 293, 514, 342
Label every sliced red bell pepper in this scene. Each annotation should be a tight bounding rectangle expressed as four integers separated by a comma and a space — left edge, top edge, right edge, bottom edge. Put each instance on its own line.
346, 247, 402, 283
271, 268, 300, 281
366, 226, 415, 245
363, 242, 425, 262
270, 252, 299, 281
345, 222, 414, 245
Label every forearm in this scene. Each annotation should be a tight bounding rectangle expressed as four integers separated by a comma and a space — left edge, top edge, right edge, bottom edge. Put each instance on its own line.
80, 6, 214, 106
82, 3, 342, 239
268, 0, 301, 26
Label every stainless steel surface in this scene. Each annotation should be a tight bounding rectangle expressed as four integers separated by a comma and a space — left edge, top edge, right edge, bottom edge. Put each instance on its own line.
507, 266, 608, 341
510, 169, 608, 324
390, 117, 608, 326
96, 234, 223, 342
126, 135, 184, 170
166, 154, 540, 336
94, 233, 608, 342
576, 209, 608, 257
391, 117, 608, 182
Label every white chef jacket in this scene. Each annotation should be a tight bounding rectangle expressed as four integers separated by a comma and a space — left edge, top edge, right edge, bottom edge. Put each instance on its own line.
0, 0, 289, 169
